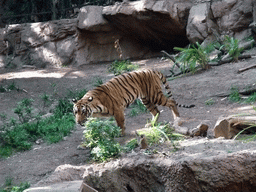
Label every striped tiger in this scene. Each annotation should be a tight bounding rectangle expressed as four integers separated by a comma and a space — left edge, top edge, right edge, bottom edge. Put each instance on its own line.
73, 69, 194, 136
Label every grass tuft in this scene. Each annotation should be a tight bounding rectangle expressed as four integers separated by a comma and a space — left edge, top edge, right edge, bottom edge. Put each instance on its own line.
129, 99, 148, 117
108, 60, 139, 76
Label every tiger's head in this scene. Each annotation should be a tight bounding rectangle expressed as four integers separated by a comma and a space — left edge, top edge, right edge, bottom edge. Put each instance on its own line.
72, 95, 94, 126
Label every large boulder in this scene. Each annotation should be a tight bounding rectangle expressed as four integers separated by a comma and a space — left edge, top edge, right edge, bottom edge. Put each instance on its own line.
187, 0, 254, 44
0, 0, 255, 68
34, 138, 256, 192
103, 0, 193, 50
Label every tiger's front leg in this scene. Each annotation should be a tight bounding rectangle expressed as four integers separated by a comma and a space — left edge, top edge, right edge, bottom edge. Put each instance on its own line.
113, 108, 126, 136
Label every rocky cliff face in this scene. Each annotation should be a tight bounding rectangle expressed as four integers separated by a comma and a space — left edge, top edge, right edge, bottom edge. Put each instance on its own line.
0, 0, 255, 68
35, 138, 256, 192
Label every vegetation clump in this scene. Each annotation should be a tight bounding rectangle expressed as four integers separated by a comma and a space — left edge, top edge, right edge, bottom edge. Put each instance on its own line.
129, 99, 148, 117
83, 118, 122, 162
0, 177, 30, 192
108, 60, 139, 76
0, 89, 87, 158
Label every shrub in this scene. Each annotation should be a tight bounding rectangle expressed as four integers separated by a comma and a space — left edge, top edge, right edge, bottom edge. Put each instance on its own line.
13, 98, 34, 124
228, 87, 241, 102
83, 118, 121, 161
223, 36, 244, 62
174, 42, 210, 73
108, 60, 139, 76
129, 99, 148, 117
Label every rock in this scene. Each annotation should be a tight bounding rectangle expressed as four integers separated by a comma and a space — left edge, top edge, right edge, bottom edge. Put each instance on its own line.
102, 0, 192, 50
0, 0, 254, 68
32, 138, 256, 191
35, 164, 87, 187
214, 115, 256, 139
24, 180, 84, 192
78, 6, 111, 32
187, 0, 254, 45
190, 123, 209, 137
214, 118, 230, 139
186, 2, 213, 44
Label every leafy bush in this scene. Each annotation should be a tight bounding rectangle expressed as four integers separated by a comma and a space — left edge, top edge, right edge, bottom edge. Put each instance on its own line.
223, 36, 244, 62
129, 99, 148, 117
39, 93, 52, 115
83, 118, 121, 161
228, 87, 242, 102
174, 42, 210, 73
0, 81, 19, 93
245, 92, 256, 104
14, 98, 34, 124
93, 77, 104, 87
67, 89, 87, 101
123, 138, 138, 152
0, 93, 76, 158
0, 177, 30, 192
137, 123, 183, 146
108, 60, 139, 76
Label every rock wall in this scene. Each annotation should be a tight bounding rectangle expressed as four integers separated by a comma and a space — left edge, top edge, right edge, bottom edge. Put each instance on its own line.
35, 139, 256, 192
0, 0, 255, 68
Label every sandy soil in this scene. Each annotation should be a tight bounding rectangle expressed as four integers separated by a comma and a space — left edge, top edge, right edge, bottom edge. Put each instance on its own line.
0, 53, 256, 187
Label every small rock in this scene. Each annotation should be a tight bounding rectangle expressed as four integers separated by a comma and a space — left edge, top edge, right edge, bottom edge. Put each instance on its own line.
214, 118, 230, 139
35, 139, 44, 145
190, 123, 209, 137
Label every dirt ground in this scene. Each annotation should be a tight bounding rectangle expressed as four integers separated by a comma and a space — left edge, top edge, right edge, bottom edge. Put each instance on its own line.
0, 51, 256, 187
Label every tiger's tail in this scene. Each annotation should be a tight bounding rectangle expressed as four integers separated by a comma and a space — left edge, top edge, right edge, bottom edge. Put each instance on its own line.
154, 70, 195, 108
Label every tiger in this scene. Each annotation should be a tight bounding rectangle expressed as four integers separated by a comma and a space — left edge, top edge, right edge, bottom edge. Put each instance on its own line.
72, 69, 194, 136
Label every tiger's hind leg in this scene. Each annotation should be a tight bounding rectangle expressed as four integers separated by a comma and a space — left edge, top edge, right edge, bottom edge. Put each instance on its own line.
155, 93, 182, 125
140, 98, 160, 127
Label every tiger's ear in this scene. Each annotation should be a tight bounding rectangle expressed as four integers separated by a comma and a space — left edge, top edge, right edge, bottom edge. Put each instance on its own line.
72, 99, 77, 103
88, 96, 93, 101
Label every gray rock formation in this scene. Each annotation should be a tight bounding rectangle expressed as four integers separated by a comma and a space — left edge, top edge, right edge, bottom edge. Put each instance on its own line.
34, 138, 256, 192
0, 0, 255, 68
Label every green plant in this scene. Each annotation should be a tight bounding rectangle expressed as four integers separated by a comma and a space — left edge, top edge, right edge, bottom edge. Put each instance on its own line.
174, 42, 210, 73
229, 87, 241, 102
39, 93, 52, 115
13, 98, 34, 124
223, 36, 244, 62
0, 81, 19, 93
123, 138, 138, 152
83, 118, 121, 162
129, 99, 148, 117
0, 93, 76, 158
0, 85, 6, 92
205, 98, 215, 106
0, 177, 30, 192
245, 92, 256, 104
7, 81, 19, 91
108, 60, 139, 76
67, 89, 87, 101
93, 77, 104, 87
138, 122, 183, 146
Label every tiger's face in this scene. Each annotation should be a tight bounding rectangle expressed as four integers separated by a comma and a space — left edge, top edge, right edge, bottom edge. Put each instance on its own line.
72, 96, 94, 125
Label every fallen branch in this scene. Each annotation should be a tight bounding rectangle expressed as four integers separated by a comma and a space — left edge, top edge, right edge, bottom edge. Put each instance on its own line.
208, 54, 252, 66
214, 115, 256, 139
237, 64, 256, 73
161, 50, 181, 68
212, 86, 256, 97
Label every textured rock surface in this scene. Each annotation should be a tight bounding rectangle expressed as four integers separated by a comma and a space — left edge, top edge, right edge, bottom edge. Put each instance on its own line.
0, 0, 255, 68
187, 0, 254, 44
102, 0, 192, 50
35, 139, 256, 192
